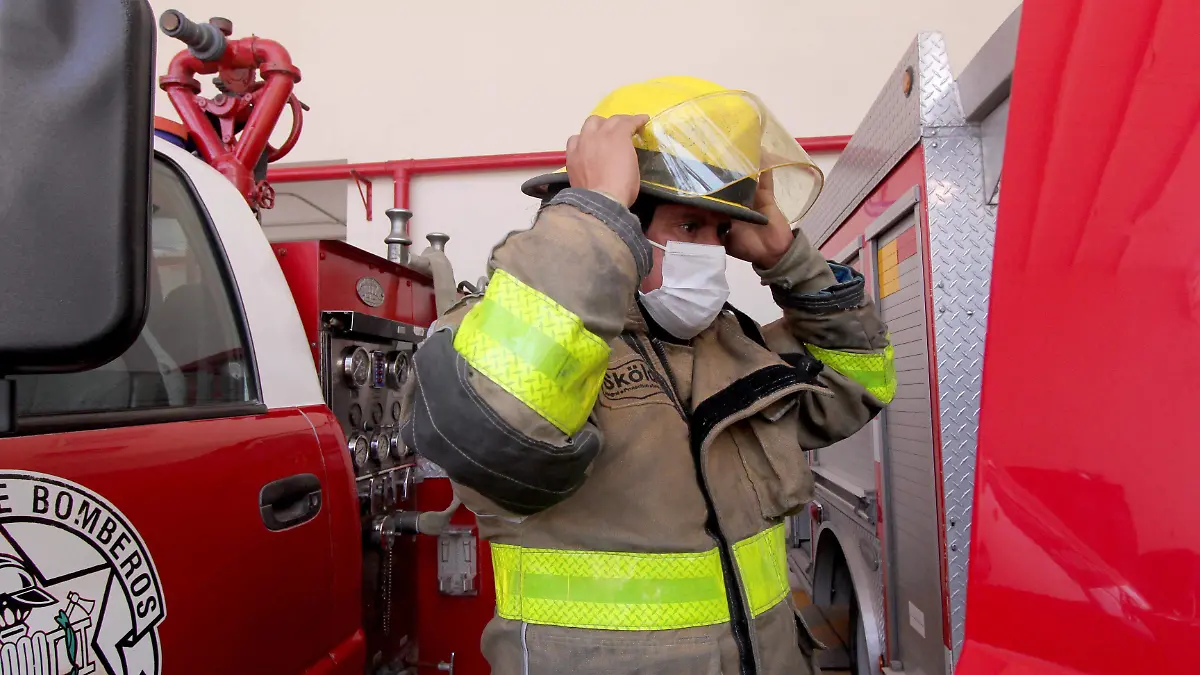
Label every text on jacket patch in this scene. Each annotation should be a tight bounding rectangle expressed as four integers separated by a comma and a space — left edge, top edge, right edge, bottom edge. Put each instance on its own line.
598, 355, 672, 409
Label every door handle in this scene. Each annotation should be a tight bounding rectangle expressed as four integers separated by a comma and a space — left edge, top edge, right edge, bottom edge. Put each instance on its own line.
259, 473, 323, 531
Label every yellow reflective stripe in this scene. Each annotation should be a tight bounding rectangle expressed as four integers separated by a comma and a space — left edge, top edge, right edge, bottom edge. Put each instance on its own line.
732, 524, 790, 615
805, 341, 897, 404
491, 543, 729, 629
491, 525, 791, 631
453, 269, 610, 434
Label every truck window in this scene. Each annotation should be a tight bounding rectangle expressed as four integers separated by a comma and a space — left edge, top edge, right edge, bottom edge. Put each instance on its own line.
14, 158, 257, 421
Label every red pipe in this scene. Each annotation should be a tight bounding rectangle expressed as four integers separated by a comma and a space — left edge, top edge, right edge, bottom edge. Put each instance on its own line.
160, 36, 302, 206
268, 136, 851, 210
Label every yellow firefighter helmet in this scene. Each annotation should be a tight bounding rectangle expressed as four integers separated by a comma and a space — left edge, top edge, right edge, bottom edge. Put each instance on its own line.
521, 76, 824, 226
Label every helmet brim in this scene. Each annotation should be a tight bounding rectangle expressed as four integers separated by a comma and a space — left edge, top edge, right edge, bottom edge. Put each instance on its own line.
521, 172, 769, 226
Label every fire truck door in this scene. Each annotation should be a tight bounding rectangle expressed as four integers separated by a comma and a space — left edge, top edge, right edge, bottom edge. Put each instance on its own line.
0, 155, 342, 675
870, 208, 945, 675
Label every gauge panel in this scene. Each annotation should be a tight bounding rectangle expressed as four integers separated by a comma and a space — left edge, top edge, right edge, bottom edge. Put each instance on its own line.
325, 328, 420, 484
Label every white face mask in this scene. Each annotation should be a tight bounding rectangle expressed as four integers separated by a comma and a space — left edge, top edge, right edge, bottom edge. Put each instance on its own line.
638, 240, 731, 340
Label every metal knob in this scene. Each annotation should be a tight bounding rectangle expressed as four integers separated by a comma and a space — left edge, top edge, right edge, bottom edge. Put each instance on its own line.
426, 232, 450, 252
385, 208, 414, 264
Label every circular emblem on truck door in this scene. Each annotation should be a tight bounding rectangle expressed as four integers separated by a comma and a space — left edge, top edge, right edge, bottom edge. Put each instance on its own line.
356, 277, 386, 307
0, 472, 165, 675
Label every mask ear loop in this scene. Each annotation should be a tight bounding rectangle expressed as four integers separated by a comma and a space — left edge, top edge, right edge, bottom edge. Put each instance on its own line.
647, 239, 667, 252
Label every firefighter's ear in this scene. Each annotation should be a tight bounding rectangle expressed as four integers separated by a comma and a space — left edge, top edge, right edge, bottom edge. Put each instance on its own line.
0, 0, 156, 381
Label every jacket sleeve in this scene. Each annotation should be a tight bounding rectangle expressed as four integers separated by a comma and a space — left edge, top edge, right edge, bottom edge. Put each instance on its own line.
399, 188, 649, 517
754, 228, 896, 450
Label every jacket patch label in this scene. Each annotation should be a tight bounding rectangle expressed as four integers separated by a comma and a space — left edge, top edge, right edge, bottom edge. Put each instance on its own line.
0, 472, 164, 675
598, 355, 672, 410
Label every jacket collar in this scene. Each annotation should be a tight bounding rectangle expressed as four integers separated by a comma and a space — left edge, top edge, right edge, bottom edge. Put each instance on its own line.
621, 298, 796, 409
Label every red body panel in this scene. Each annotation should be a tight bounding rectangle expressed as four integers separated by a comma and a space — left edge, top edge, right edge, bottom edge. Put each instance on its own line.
302, 406, 368, 672
271, 237, 501, 673
414, 479, 495, 675
273, 240, 438, 366
0, 408, 361, 675
960, 1, 1200, 674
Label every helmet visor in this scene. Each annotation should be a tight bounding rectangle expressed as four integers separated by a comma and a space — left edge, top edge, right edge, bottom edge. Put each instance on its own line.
632, 91, 824, 224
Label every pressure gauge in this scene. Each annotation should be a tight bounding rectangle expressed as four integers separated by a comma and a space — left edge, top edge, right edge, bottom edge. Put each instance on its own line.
369, 434, 387, 461
348, 404, 363, 430
341, 347, 371, 389
370, 402, 384, 427
389, 431, 406, 459
348, 434, 370, 470
390, 401, 401, 422
385, 351, 410, 390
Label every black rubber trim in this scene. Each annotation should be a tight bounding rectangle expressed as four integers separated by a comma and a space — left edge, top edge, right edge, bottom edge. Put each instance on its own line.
525, 172, 770, 226
403, 331, 602, 515
549, 188, 653, 280
779, 351, 825, 381
690, 364, 809, 675
15, 401, 269, 436
156, 152, 265, 404
772, 266, 867, 315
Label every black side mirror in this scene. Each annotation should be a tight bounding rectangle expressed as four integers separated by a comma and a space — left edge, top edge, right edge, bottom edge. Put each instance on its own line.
0, 1, 156, 427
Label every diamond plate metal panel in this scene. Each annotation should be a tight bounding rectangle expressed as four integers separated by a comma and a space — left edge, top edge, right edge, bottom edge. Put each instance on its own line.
800, 38, 922, 247
801, 33, 961, 249
917, 33, 964, 129
923, 131, 995, 663
797, 27, 993, 668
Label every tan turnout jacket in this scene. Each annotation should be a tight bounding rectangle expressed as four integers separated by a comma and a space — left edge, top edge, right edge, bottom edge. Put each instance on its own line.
401, 188, 892, 675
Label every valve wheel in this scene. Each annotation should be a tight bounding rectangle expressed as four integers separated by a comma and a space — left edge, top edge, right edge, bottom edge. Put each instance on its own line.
256, 181, 276, 210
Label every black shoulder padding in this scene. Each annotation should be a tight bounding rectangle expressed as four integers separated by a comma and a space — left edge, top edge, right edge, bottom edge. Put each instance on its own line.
401, 330, 602, 515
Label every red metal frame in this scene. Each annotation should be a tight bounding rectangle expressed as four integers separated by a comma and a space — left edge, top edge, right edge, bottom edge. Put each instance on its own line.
271, 239, 437, 367
911, 147, 953, 654
266, 136, 852, 214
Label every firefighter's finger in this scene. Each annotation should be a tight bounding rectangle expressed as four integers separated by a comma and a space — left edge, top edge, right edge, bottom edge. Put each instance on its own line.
566, 134, 580, 155
581, 115, 606, 135
603, 114, 651, 137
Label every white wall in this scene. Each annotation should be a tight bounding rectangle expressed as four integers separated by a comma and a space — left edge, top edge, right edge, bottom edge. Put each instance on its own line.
149, 0, 1019, 323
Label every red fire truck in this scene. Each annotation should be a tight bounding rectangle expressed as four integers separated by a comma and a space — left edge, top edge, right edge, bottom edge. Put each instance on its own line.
0, 1, 1194, 675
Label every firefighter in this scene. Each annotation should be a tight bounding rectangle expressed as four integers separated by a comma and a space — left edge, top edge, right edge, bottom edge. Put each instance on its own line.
400, 76, 894, 675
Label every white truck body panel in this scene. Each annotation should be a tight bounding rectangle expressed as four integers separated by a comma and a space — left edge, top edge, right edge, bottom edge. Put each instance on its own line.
155, 140, 324, 411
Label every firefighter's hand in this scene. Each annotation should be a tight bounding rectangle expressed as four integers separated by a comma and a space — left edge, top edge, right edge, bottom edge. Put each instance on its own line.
725, 169, 796, 269
566, 114, 650, 208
